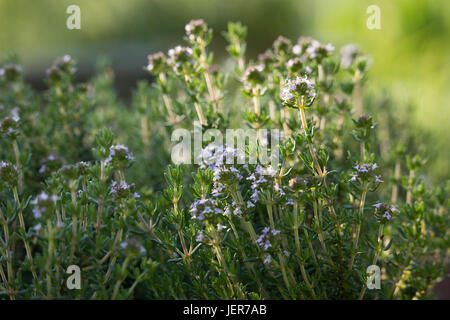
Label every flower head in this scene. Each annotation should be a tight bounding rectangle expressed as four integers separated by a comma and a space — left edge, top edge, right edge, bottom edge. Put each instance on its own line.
340, 44, 359, 69
258, 49, 274, 69
0, 64, 22, 82
39, 155, 63, 175
0, 116, 19, 140
190, 198, 222, 221
167, 46, 195, 75
272, 36, 292, 56
256, 227, 280, 252
285, 57, 303, 74
373, 202, 398, 223
355, 114, 375, 129
31, 192, 59, 219
349, 162, 383, 185
306, 40, 335, 61
293, 37, 314, 56
241, 65, 265, 89
111, 180, 140, 201
105, 144, 135, 170
281, 76, 316, 107
46, 55, 76, 83
185, 19, 210, 44
146, 52, 168, 75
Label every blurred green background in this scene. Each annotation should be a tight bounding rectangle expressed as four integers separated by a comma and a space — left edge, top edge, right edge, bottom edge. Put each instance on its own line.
0, 0, 449, 180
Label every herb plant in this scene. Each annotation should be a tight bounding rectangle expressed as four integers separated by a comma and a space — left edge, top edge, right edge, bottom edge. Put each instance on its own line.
0, 20, 448, 300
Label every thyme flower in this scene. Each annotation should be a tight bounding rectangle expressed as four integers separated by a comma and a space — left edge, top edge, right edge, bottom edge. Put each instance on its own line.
185, 19, 210, 44
146, 52, 168, 75
281, 75, 316, 107
31, 192, 59, 219
373, 202, 399, 223
105, 144, 135, 170
167, 46, 195, 75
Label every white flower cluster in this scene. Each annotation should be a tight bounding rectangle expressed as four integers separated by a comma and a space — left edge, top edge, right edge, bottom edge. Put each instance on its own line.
31, 192, 59, 219
247, 165, 277, 203
373, 202, 399, 223
167, 46, 194, 74
256, 227, 280, 251
306, 40, 335, 60
0, 110, 20, 139
280, 76, 316, 107
241, 64, 265, 88
105, 144, 135, 169
349, 163, 383, 184
110, 180, 140, 200
39, 155, 62, 175
185, 19, 209, 44
146, 52, 166, 75
190, 198, 222, 221
198, 144, 245, 169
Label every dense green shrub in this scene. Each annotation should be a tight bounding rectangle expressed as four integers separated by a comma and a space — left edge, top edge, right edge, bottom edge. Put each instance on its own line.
0, 20, 448, 300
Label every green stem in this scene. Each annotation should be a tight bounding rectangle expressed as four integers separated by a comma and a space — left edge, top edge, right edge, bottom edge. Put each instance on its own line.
12, 140, 23, 193
111, 257, 130, 300
265, 195, 275, 229
276, 252, 296, 298
0, 207, 14, 299
206, 222, 242, 298
359, 223, 384, 300
69, 185, 78, 263
293, 200, 317, 299
12, 187, 37, 281
349, 189, 367, 271
45, 219, 54, 300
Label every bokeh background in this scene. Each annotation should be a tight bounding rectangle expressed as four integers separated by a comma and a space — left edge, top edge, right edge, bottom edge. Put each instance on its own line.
0, 0, 449, 298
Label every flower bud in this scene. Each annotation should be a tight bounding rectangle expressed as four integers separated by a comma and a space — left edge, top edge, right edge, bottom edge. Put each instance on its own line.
273, 36, 292, 56
0, 64, 22, 82
185, 19, 210, 44
105, 144, 135, 170
167, 46, 195, 75
0, 116, 19, 140
241, 65, 265, 88
146, 52, 167, 75
373, 202, 398, 223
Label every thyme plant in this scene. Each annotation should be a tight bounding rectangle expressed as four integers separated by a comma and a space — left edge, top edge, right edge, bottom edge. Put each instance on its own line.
0, 20, 448, 300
